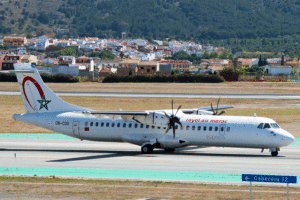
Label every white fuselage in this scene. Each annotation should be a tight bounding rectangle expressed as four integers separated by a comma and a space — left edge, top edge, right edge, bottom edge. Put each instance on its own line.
13, 111, 295, 150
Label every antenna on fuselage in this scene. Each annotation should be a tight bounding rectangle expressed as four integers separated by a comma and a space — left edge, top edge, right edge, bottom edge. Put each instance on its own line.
254, 113, 257, 117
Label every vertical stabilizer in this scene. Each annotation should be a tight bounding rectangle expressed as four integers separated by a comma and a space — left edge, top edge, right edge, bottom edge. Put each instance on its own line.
10, 63, 88, 113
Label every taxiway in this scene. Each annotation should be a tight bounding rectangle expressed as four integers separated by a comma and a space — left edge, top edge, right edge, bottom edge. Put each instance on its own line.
0, 138, 299, 177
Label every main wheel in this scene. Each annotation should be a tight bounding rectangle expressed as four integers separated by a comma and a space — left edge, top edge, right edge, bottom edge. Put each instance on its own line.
164, 148, 175, 153
271, 151, 278, 156
141, 144, 153, 154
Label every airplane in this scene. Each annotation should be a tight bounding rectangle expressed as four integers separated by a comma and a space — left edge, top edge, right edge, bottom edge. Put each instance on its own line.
0, 63, 295, 156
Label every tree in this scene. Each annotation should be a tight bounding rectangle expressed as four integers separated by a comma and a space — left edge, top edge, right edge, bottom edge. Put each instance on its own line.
37, 12, 50, 24
281, 55, 284, 65
258, 55, 263, 66
54, 48, 78, 57
120, 51, 124, 60
90, 51, 115, 60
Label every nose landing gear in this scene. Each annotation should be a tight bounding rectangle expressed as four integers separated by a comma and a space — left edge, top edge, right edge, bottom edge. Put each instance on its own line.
271, 151, 278, 156
269, 147, 280, 156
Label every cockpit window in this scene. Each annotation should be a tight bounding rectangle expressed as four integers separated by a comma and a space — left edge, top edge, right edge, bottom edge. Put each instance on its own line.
263, 123, 271, 129
271, 123, 280, 128
257, 123, 264, 129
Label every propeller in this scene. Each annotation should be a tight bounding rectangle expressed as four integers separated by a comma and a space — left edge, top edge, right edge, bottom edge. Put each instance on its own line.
210, 96, 226, 115
164, 98, 183, 142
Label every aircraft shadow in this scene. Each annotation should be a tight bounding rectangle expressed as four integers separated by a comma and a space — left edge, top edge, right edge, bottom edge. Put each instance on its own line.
0, 148, 276, 163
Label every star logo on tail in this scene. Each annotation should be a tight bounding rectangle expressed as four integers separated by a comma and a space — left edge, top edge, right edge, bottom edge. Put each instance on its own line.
37, 95, 51, 110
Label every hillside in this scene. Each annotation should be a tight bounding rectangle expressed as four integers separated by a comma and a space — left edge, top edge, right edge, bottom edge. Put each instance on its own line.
1, 0, 300, 41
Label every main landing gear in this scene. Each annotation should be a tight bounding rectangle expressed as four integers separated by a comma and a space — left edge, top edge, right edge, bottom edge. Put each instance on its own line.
141, 143, 176, 154
141, 144, 153, 154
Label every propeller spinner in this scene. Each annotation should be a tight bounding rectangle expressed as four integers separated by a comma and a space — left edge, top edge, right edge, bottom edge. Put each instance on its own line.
164, 98, 183, 142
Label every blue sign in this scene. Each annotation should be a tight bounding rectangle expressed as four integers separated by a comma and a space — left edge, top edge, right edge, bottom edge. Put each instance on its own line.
242, 174, 297, 184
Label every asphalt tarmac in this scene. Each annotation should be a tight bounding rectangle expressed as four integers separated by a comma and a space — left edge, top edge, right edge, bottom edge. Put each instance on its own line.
0, 138, 299, 178
1, 91, 300, 99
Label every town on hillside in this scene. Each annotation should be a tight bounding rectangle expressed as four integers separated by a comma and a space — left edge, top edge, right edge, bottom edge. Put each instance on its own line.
0, 35, 299, 82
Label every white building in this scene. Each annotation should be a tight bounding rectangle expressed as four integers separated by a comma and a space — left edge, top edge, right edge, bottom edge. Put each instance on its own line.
264, 64, 293, 75
51, 65, 79, 76
17, 47, 27, 55
34, 36, 50, 51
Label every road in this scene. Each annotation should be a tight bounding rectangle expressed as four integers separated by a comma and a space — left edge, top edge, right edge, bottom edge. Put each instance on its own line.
0, 137, 299, 183
1, 91, 300, 99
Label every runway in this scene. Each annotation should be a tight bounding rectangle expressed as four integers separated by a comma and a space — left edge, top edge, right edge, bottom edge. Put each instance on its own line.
1, 91, 300, 99
0, 134, 299, 184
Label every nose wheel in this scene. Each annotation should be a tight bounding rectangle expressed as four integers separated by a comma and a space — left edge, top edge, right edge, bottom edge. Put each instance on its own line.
271, 151, 278, 156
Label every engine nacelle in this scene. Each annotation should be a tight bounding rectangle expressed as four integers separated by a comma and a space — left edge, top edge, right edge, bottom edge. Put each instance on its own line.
193, 109, 214, 115
132, 112, 169, 127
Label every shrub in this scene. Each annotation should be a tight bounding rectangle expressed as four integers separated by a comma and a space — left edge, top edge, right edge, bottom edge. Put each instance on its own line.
0, 73, 79, 82
219, 67, 241, 81
0, 73, 17, 82
102, 73, 225, 83
41, 73, 79, 83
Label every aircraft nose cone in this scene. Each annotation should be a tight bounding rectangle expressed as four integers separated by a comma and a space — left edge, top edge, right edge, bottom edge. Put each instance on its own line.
287, 134, 295, 144
280, 132, 295, 146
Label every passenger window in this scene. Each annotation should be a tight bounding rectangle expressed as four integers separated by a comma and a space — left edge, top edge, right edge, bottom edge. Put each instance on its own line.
257, 123, 264, 129
129, 123, 132, 128
85, 122, 88, 126
117, 123, 120, 127
140, 124, 144, 128
186, 126, 190, 130
264, 123, 271, 129
106, 123, 109, 127
227, 127, 230, 132
134, 124, 138, 128
152, 126, 155, 129
158, 127, 161, 129
215, 127, 218, 131
123, 123, 126, 128
101, 122, 104, 127
175, 125, 178, 130
146, 125, 149, 129
221, 127, 224, 131
95, 122, 99, 127
90, 122, 93, 126
112, 123, 115, 127
198, 126, 201, 131
192, 126, 195, 130
203, 126, 207, 131
209, 126, 212, 131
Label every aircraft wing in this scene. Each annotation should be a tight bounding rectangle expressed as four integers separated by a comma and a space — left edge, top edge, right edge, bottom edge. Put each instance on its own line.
85, 110, 169, 126
181, 105, 234, 114
90, 111, 149, 116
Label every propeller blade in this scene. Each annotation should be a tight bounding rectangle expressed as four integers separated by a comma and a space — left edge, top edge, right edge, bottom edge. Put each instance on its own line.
175, 105, 182, 116
216, 96, 221, 115
164, 111, 171, 119
210, 103, 215, 115
172, 98, 174, 116
172, 126, 176, 143
218, 110, 226, 115
164, 126, 171, 134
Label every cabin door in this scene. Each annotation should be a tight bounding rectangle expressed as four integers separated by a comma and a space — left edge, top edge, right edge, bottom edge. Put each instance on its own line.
73, 121, 80, 136
219, 125, 226, 135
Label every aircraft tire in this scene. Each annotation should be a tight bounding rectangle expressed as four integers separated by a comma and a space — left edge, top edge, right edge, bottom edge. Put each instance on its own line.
164, 148, 175, 153
141, 144, 153, 154
271, 151, 278, 156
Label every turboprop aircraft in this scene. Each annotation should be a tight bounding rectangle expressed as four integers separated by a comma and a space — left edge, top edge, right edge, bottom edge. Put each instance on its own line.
0, 63, 295, 156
